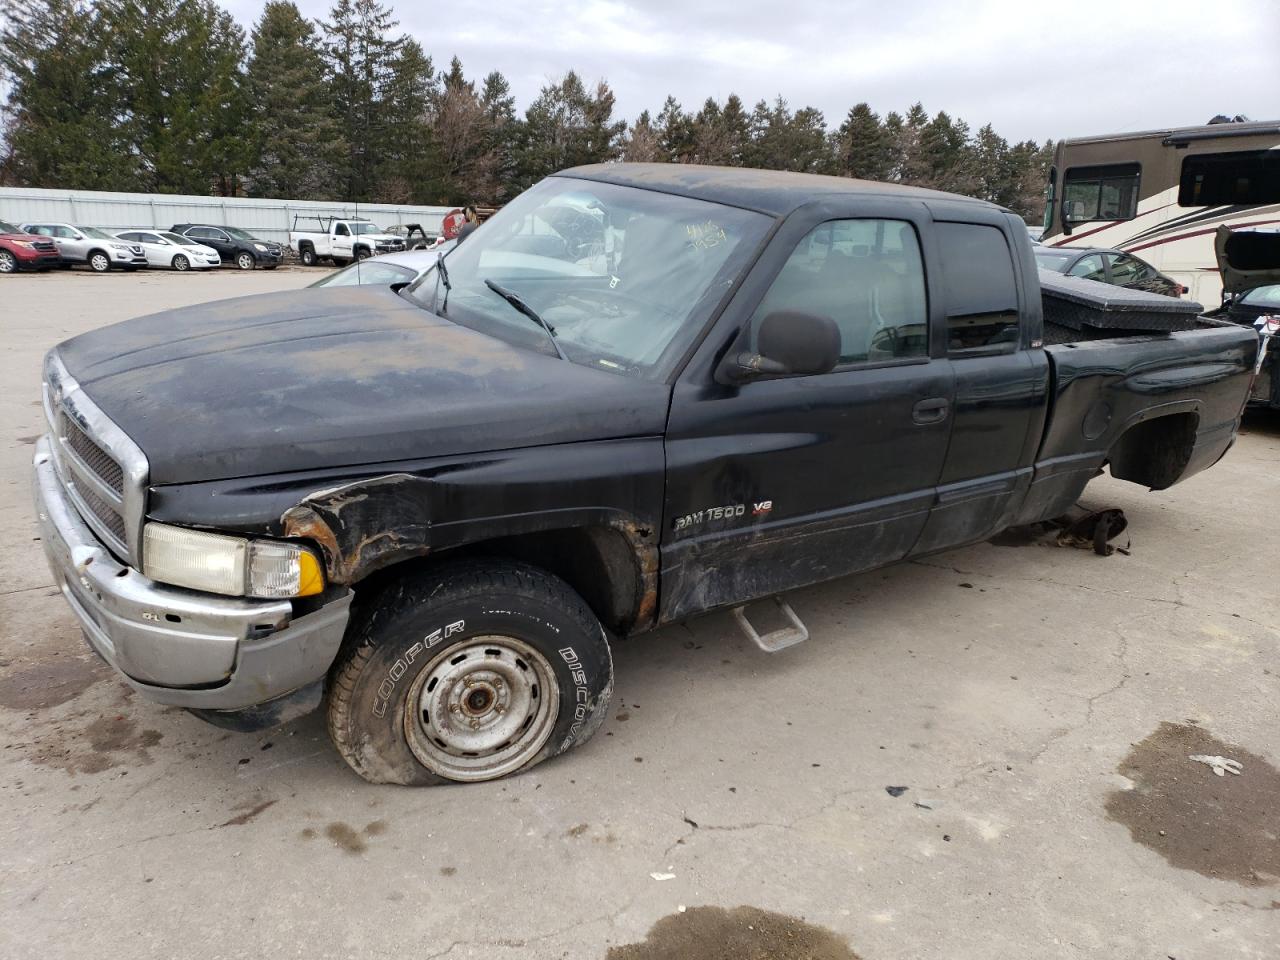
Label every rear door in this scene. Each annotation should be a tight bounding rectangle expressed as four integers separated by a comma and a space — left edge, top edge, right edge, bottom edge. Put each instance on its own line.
660, 199, 956, 622
911, 214, 1049, 554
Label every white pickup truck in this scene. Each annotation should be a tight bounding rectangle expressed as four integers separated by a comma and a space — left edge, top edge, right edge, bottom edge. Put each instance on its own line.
289, 216, 407, 266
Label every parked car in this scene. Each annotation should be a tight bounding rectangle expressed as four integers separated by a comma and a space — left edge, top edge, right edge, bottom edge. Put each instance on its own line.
1206, 225, 1280, 410
308, 246, 452, 289
289, 216, 407, 266
170, 224, 283, 270
112, 230, 222, 271
20, 222, 147, 272
1034, 246, 1186, 297
34, 164, 1257, 786
383, 223, 436, 250
0, 219, 61, 273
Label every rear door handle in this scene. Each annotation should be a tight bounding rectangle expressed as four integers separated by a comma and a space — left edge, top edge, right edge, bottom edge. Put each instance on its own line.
912, 397, 950, 424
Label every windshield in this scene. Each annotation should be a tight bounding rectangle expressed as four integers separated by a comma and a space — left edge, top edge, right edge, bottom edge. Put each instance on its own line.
160, 232, 195, 245
350, 222, 385, 235
1240, 283, 1280, 308
312, 260, 417, 288
225, 227, 256, 241
80, 226, 113, 239
405, 177, 770, 378
1034, 249, 1074, 272
0, 220, 19, 234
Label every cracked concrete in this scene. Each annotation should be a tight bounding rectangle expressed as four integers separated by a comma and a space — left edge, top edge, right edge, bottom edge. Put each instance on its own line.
1, 272, 1278, 959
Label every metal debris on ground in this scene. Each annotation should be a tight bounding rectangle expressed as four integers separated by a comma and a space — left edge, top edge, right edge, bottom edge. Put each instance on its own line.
650, 872, 676, 881
1188, 754, 1243, 777
1055, 508, 1128, 555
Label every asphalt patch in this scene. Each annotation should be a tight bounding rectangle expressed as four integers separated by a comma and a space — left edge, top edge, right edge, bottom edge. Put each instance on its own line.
1106, 721, 1280, 887
606, 905, 860, 960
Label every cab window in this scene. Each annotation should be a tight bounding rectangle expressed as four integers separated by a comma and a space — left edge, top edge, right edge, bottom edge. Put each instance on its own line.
336, 223, 350, 237
1063, 164, 1140, 223
936, 222, 1020, 354
749, 218, 929, 366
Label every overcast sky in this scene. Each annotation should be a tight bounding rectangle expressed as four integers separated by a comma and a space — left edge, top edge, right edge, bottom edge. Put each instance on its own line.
222, 0, 1276, 143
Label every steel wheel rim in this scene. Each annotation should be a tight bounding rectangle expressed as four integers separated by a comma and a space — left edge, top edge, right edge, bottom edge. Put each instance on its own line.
404, 635, 560, 782
90, 254, 109, 271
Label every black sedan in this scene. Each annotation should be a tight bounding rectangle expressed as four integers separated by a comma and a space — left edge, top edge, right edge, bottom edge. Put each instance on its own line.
171, 223, 283, 271
1034, 246, 1186, 298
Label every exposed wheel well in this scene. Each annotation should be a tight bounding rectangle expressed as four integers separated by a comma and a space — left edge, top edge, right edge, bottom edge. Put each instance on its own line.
351, 525, 651, 636
1107, 411, 1199, 490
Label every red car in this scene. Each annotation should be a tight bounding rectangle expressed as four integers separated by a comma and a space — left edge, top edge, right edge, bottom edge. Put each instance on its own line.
0, 219, 60, 273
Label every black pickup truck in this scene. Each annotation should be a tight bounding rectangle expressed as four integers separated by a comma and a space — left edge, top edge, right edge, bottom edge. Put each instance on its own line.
34, 165, 1257, 785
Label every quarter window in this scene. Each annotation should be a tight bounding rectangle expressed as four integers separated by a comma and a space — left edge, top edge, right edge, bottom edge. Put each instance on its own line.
1063, 164, 1141, 223
936, 222, 1021, 353
750, 218, 929, 365
1067, 253, 1107, 281
1107, 253, 1153, 284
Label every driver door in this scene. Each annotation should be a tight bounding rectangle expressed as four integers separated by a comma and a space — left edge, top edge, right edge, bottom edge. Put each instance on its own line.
660, 201, 955, 623
333, 223, 354, 259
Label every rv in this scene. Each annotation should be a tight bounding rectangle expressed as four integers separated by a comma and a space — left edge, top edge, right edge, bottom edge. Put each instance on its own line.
1042, 120, 1280, 304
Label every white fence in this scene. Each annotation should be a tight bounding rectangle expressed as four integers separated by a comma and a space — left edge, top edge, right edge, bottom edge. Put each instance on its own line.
0, 187, 454, 247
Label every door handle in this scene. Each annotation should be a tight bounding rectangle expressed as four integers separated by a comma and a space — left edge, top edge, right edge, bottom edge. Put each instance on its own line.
912, 397, 950, 425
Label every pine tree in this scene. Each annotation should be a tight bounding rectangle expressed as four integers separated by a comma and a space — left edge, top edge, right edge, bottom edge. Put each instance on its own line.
478, 70, 520, 202
836, 103, 891, 182
621, 110, 661, 162
245, 1, 345, 200
322, 0, 402, 200
0, 0, 131, 188
375, 37, 433, 202
102, 0, 250, 194
656, 96, 694, 163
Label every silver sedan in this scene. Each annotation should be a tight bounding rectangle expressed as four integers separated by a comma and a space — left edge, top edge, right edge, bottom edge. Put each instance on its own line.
112, 230, 222, 271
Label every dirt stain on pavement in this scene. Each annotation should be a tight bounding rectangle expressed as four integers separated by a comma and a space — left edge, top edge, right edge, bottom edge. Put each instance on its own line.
0, 658, 107, 711
606, 906, 860, 960
19, 712, 163, 775
323, 820, 388, 854
1106, 721, 1280, 887
218, 799, 278, 828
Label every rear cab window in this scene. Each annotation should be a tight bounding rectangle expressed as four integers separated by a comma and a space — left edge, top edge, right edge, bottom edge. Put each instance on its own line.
935, 222, 1021, 354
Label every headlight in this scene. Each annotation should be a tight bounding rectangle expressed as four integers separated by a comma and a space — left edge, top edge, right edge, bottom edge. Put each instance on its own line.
110, 242, 128, 250
142, 522, 324, 599
13, 239, 33, 248
254, 242, 267, 251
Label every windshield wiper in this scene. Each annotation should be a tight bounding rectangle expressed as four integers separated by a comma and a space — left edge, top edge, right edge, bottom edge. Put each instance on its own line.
435, 251, 452, 313
483, 279, 568, 361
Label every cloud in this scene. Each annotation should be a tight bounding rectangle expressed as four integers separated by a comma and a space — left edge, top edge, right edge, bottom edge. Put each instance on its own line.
220, 0, 1279, 141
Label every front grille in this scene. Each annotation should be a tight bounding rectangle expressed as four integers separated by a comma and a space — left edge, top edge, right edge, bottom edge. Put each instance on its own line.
34, 240, 56, 253
61, 414, 124, 493
75, 481, 128, 543
44, 351, 149, 564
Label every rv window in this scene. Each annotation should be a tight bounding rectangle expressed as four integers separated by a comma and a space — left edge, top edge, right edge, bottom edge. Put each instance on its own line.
1178, 150, 1280, 207
1063, 164, 1140, 222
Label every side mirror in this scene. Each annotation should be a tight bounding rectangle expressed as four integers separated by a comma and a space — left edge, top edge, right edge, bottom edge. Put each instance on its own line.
1061, 199, 1086, 236
719, 310, 841, 382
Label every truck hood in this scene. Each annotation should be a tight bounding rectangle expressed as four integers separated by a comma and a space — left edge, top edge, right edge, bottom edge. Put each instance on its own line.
56, 287, 671, 485
1216, 224, 1280, 296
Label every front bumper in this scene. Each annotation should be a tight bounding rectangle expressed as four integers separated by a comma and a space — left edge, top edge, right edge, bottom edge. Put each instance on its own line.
33, 435, 352, 710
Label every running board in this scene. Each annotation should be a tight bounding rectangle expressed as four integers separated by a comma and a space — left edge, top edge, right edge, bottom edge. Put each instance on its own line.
732, 598, 809, 653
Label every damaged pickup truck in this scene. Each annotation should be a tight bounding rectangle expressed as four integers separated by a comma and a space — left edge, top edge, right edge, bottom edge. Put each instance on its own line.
34, 165, 1258, 785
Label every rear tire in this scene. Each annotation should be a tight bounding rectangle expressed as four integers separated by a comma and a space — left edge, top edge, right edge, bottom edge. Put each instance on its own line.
171, 254, 190, 271
235, 251, 255, 270
88, 251, 111, 273
327, 561, 614, 786
0, 250, 16, 273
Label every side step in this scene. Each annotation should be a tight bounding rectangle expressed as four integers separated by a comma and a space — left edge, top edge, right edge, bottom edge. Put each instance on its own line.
732, 597, 809, 653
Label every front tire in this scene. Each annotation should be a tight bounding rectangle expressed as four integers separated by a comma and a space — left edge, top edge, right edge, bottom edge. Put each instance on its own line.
171, 254, 190, 271
88, 251, 111, 273
235, 251, 255, 270
0, 250, 16, 274
327, 561, 614, 786
300, 246, 317, 266
353, 246, 370, 262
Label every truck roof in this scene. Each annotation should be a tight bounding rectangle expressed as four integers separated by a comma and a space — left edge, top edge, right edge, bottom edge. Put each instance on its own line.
557, 163, 994, 218
1059, 119, 1280, 147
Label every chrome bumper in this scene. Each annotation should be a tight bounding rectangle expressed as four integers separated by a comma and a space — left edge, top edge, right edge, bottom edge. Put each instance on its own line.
33, 435, 352, 710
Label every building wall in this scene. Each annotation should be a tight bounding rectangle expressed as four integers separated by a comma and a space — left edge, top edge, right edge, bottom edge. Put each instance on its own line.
0, 187, 454, 246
